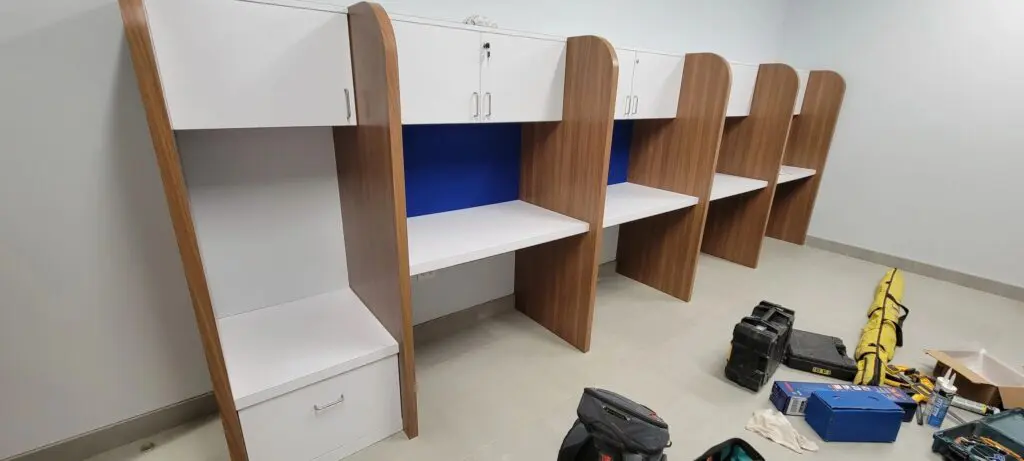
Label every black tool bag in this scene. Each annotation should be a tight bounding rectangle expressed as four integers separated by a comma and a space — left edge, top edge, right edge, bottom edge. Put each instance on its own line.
725, 301, 796, 392
576, 388, 671, 461
784, 329, 858, 381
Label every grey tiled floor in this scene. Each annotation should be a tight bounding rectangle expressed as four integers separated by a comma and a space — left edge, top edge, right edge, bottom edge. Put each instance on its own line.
88, 239, 1024, 461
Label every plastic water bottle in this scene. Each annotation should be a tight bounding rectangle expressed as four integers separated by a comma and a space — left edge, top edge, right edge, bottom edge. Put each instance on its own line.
927, 370, 958, 428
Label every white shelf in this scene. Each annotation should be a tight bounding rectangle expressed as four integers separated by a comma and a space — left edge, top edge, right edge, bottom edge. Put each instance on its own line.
603, 182, 699, 228
407, 200, 589, 275
777, 165, 817, 184
218, 289, 398, 409
710, 173, 769, 201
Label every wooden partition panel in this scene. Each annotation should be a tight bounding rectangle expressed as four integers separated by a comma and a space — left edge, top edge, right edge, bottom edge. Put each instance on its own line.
516, 36, 617, 352
767, 71, 846, 244
334, 3, 418, 438
117, 1, 248, 459
702, 64, 798, 268
616, 54, 732, 301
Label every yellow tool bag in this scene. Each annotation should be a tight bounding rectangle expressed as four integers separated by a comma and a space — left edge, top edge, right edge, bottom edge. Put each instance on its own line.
854, 269, 910, 386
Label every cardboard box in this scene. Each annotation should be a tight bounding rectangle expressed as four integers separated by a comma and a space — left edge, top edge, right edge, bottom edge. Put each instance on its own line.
770, 381, 917, 421
927, 350, 1024, 410
805, 390, 904, 443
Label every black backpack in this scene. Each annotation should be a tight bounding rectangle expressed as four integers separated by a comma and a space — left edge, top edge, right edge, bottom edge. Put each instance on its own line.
558, 388, 671, 461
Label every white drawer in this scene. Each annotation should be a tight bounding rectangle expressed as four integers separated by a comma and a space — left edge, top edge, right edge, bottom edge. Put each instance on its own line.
239, 356, 402, 461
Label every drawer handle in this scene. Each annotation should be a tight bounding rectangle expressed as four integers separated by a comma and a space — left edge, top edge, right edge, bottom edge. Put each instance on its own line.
313, 394, 345, 412
344, 89, 352, 121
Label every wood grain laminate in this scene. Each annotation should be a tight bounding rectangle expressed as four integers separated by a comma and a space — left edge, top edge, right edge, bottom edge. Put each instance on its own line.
335, 2, 418, 438
516, 36, 617, 352
702, 64, 798, 268
117, 0, 248, 459
616, 53, 731, 301
767, 71, 846, 244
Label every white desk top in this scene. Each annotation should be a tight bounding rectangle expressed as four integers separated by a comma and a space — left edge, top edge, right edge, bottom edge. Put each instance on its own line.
407, 200, 589, 276
710, 173, 769, 201
218, 289, 398, 409
603, 182, 699, 228
777, 165, 817, 184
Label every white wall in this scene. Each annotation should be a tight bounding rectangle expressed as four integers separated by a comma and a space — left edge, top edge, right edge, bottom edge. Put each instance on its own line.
781, 0, 1024, 288
0, 1, 211, 458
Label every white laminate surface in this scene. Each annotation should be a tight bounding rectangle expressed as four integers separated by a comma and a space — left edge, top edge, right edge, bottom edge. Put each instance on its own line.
407, 200, 588, 276
217, 289, 398, 410
603, 182, 698, 228
146, 0, 355, 129
777, 165, 817, 184
710, 173, 769, 201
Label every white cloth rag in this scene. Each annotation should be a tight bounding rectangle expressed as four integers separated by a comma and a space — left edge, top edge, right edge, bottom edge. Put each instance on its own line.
745, 409, 820, 454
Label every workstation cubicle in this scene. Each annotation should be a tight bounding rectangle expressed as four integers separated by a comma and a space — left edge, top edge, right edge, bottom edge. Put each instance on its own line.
768, 71, 847, 244
118, 1, 845, 459
601, 50, 731, 301
701, 63, 800, 268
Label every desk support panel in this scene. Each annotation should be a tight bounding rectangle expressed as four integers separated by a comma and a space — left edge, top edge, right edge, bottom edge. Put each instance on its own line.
517, 36, 617, 352
617, 53, 731, 301
702, 63, 798, 268
767, 71, 846, 244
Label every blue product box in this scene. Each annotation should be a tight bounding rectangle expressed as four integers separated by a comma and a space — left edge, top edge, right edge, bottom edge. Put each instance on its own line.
770, 381, 918, 422
805, 390, 904, 443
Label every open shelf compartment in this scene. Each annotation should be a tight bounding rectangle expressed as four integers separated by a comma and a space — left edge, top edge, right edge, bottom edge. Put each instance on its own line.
217, 289, 399, 410
777, 165, 816, 184
603, 182, 698, 228
407, 200, 589, 276
710, 172, 769, 201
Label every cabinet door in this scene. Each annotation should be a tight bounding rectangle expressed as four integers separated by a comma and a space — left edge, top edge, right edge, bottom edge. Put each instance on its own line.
794, 69, 811, 115
479, 33, 566, 123
146, 0, 355, 129
630, 51, 684, 119
727, 63, 759, 117
393, 21, 482, 124
614, 49, 637, 120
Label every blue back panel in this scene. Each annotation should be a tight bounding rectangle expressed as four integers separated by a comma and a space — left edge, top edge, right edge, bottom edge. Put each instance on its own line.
403, 123, 522, 217
608, 120, 634, 185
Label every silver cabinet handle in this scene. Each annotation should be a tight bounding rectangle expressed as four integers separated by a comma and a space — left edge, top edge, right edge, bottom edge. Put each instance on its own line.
344, 89, 352, 121
625, 95, 631, 115
485, 92, 492, 118
313, 394, 345, 412
471, 92, 480, 119
632, 95, 639, 114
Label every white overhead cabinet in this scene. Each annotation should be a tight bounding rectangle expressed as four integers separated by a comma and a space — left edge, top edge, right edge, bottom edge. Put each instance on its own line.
614, 48, 637, 118
146, 0, 357, 129
727, 63, 759, 117
391, 22, 482, 125
393, 20, 567, 124
615, 49, 684, 120
480, 33, 567, 123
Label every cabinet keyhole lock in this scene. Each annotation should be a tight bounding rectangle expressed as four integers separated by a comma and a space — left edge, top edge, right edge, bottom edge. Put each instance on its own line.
483, 42, 491, 59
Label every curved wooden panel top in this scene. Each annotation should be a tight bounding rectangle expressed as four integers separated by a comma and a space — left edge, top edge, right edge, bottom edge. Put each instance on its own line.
717, 63, 799, 183
337, 2, 418, 438
521, 35, 617, 226
117, 0, 248, 459
517, 35, 617, 352
783, 70, 846, 171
